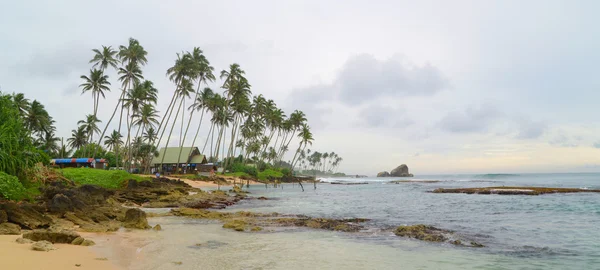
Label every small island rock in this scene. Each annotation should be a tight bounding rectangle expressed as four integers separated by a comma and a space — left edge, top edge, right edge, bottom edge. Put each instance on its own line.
377, 171, 390, 177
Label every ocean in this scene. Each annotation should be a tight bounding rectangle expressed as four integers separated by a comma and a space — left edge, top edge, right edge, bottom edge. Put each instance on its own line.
95, 173, 600, 269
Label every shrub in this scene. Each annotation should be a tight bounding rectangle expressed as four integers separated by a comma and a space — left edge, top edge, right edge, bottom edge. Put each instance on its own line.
61, 168, 148, 189
280, 168, 291, 177
257, 169, 284, 181
0, 171, 27, 201
228, 162, 258, 178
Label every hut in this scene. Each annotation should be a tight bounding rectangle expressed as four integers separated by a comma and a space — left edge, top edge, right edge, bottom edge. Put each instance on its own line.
151, 147, 207, 174
51, 158, 108, 169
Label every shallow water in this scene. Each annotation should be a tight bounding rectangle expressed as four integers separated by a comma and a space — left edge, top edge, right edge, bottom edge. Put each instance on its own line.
107, 173, 600, 269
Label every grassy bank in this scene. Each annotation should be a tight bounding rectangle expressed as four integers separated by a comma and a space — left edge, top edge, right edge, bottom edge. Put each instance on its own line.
60, 168, 148, 189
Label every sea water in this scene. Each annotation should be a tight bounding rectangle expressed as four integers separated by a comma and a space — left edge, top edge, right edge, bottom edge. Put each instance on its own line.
97, 173, 600, 269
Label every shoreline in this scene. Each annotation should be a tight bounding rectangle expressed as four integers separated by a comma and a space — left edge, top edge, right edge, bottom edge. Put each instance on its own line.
0, 234, 119, 270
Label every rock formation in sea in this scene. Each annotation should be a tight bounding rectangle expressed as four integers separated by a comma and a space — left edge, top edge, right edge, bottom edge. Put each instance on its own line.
377, 164, 414, 177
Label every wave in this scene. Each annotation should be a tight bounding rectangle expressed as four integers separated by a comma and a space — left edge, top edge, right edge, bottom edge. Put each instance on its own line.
473, 174, 520, 179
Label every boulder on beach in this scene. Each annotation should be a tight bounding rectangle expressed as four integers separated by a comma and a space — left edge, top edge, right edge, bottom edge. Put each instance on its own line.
0, 222, 21, 235
377, 171, 390, 177
23, 229, 81, 244
31, 240, 55, 252
122, 208, 151, 229
390, 164, 413, 177
48, 194, 74, 214
0, 202, 52, 229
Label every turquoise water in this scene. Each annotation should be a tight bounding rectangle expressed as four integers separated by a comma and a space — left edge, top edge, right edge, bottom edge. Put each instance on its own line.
102, 173, 600, 269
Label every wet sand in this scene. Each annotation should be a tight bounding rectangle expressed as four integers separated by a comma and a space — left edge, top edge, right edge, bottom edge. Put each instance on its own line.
0, 234, 119, 270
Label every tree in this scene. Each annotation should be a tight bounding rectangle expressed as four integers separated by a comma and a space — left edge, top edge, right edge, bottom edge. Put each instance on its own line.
89, 45, 119, 71
77, 114, 101, 157
68, 126, 88, 153
291, 124, 314, 191
11, 93, 30, 117
80, 69, 111, 116
104, 130, 123, 152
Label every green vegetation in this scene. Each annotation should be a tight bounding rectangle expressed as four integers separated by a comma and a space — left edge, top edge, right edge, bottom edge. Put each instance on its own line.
227, 162, 258, 177
0, 172, 27, 201
257, 169, 284, 181
60, 168, 147, 189
224, 172, 252, 178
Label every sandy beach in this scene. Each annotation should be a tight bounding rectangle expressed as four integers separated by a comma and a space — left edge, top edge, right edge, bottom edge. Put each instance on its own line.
0, 234, 118, 270
141, 174, 262, 188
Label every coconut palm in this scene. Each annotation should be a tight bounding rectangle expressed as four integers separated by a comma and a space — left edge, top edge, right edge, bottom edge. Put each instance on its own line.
103, 130, 123, 152
80, 69, 111, 116
89, 45, 119, 71
178, 48, 215, 168
68, 126, 87, 153
77, 114, 101, 157
11, 93, 30, 117
143, 127, 157, 143
25, 100, 51, 136
277, 110, 306, 164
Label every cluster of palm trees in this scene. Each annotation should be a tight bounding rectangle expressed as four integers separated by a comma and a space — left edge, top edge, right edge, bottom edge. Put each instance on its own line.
295, 150, 344, 175
65, 37, 321, 175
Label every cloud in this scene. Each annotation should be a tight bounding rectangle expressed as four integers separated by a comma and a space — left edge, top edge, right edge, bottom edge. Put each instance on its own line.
12, 43, 90, 79
358, 104, 413, 128
593, 142, 600, 148
438, 104, 502, 133
549, 133, 581, 148
515, 117, 546, 139
61, 83, 80, 97
335, 54, 448, 105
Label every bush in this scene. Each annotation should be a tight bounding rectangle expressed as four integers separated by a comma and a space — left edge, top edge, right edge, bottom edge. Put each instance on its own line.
257, 169, 284, 181
61, 168, 148, 189
280, 168, 291, 177
0, 171, 27, 200
228, 162, 258, 178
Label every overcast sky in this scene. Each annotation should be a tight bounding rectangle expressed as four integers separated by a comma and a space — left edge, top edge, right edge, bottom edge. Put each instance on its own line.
2, 0, 600, 175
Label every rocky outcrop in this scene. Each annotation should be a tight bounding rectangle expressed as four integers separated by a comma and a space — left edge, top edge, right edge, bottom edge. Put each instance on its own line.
15, 237, 34, 244
0, 202, 52, 229
23, 229, 81, 244
31, 240, 55, 251
394, 224, 448, 242
48, 194, 73, 214
377, 171, 390, 177
377, 164, 413, 177
122, 208, 150, 229
0, 210, 7, 223
0, 222, 21, 235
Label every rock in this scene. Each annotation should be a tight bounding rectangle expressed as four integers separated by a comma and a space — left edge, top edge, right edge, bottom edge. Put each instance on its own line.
152, 224, 162, 231
257, 197, 268, 200
48, 194, 74, 214
470, 241, 485, 248
394, 224, 448, 242
122, 208, 151, 229
377, 171, 390, 177
0, 223, 21, 235
0, 202, 52, 229
23, 229, 81, 243
390, 164, 413, 177
71, 237, 85, 245
0, 210, 7, 223
31, 240, 55, 252
81, 239, 95, 246
15, 237, 34, 244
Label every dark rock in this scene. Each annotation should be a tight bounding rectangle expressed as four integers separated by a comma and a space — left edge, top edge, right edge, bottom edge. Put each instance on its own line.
470, 241, 485, 247
71, 237, 85, 245
394, 224, 449, 242
377, 171, 390, 177
23, 229, 81, 243
0, 202, 52, 229
0, 222, 21, 235
15, 237, 34, 244
152, 224, 162, 231
122, 208, 150, 229
0, 210, 7, 223
48, 194, 73, 214
31, 240, 55, 251
81, 239, 95, 246
390, 164, 413, 177
257, 196, 268, 200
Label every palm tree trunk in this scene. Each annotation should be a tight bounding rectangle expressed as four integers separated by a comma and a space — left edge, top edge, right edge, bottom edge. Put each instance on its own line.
93, 86, 127, 160
186, 109, 205, 166
221, 115, 240, 174
160, 95, 184, 173
202, 122, 214, 156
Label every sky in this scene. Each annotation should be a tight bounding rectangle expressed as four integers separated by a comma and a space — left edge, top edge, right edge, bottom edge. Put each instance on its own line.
1, 0, 600, 175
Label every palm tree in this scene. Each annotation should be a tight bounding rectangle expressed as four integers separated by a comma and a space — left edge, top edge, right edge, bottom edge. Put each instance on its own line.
277, 110, 306, 164
143, 127, 157, 143
103, 130, 123, 152
36, 130, 60, 156
93, 38, 147, 168
68, 126, 88, 153
25, 100, 51, 136
12, 93, 30, 117
90, 45, 119, 71
123, 80, 158, 164
178, 48, 216, 168
77, 114, 101, 157
80, 69, 111, 116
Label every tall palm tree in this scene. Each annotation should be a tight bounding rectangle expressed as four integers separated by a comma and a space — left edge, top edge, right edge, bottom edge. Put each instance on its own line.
104, 130, 123, 152
90, 45, 119, 71
277, 110, 306, 164
80, 69, 111, 116
123, 80, 158, 164
25, 100, 51, 136
143, 127, 157, 143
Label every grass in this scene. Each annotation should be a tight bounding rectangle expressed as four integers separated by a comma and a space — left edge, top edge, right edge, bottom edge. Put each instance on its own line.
257, 169, 284, 181
60, 168, 149, 189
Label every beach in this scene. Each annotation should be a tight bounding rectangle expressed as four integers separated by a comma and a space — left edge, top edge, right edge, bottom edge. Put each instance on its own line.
0, 234, 118, 270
